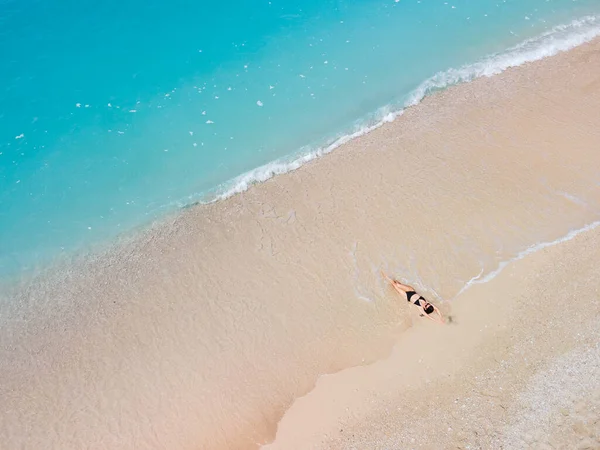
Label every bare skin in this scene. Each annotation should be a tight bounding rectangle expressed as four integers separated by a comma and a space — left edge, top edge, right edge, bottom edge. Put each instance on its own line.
382, 272, 445, 324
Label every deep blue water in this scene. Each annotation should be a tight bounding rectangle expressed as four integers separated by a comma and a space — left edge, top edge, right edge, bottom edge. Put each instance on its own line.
1, 0, 600, 276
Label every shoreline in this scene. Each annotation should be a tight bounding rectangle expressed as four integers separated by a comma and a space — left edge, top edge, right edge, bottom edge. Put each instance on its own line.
2, 36, 600, 449
2, 15, 600, 283
201, 14, 600, 204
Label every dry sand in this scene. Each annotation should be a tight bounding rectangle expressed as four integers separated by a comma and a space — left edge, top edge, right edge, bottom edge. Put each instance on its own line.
1, 37, 600, 450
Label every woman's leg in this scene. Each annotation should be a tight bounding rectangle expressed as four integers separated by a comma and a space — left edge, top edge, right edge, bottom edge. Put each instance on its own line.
392, 280, 415, 293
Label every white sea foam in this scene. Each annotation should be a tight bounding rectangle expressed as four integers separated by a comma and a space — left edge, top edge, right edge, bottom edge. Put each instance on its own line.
209, 109, 398, 202
406, 15, 600, 106
456, 220, 600, 297
200, 15, 600, 205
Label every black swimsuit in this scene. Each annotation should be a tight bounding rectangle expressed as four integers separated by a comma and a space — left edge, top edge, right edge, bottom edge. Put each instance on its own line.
406, 290, 422, 305
406, 290, 433, 313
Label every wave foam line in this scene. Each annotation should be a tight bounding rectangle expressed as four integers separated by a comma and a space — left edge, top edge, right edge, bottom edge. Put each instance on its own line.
456, 220, 600, 297
176, 15, 600, 206
405, 15, 600, 106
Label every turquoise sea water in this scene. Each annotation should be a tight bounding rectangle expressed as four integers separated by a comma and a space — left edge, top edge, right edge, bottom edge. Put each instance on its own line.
1, 0, 600, 276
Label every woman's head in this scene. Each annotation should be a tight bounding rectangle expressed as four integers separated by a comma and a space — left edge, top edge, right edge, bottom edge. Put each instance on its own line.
424, 304, 435, 315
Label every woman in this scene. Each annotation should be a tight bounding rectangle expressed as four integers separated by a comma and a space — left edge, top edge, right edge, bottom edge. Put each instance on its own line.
383, 273, 444, 324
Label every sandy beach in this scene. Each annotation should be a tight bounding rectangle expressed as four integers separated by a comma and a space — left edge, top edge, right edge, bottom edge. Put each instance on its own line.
1, 37, 600, 449
265, 223, 600, 449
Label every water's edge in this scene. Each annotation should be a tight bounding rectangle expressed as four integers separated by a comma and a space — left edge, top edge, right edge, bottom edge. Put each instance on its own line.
208, 15, 600, 204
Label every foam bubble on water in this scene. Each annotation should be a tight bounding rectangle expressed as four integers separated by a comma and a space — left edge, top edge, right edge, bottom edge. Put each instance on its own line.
187, 16, 600, 205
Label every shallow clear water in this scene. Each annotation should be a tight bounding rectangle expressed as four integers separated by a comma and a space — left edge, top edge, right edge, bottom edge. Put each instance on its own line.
1, 0, 599, 275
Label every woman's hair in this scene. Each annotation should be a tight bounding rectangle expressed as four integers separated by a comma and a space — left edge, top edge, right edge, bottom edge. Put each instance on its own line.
424, 304, 435, 315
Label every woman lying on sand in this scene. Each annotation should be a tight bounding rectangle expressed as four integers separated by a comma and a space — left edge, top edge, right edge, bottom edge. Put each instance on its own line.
383, 273, 445, 324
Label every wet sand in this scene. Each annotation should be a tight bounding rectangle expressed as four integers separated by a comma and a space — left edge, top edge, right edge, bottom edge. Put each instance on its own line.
1, 38, 600, 449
